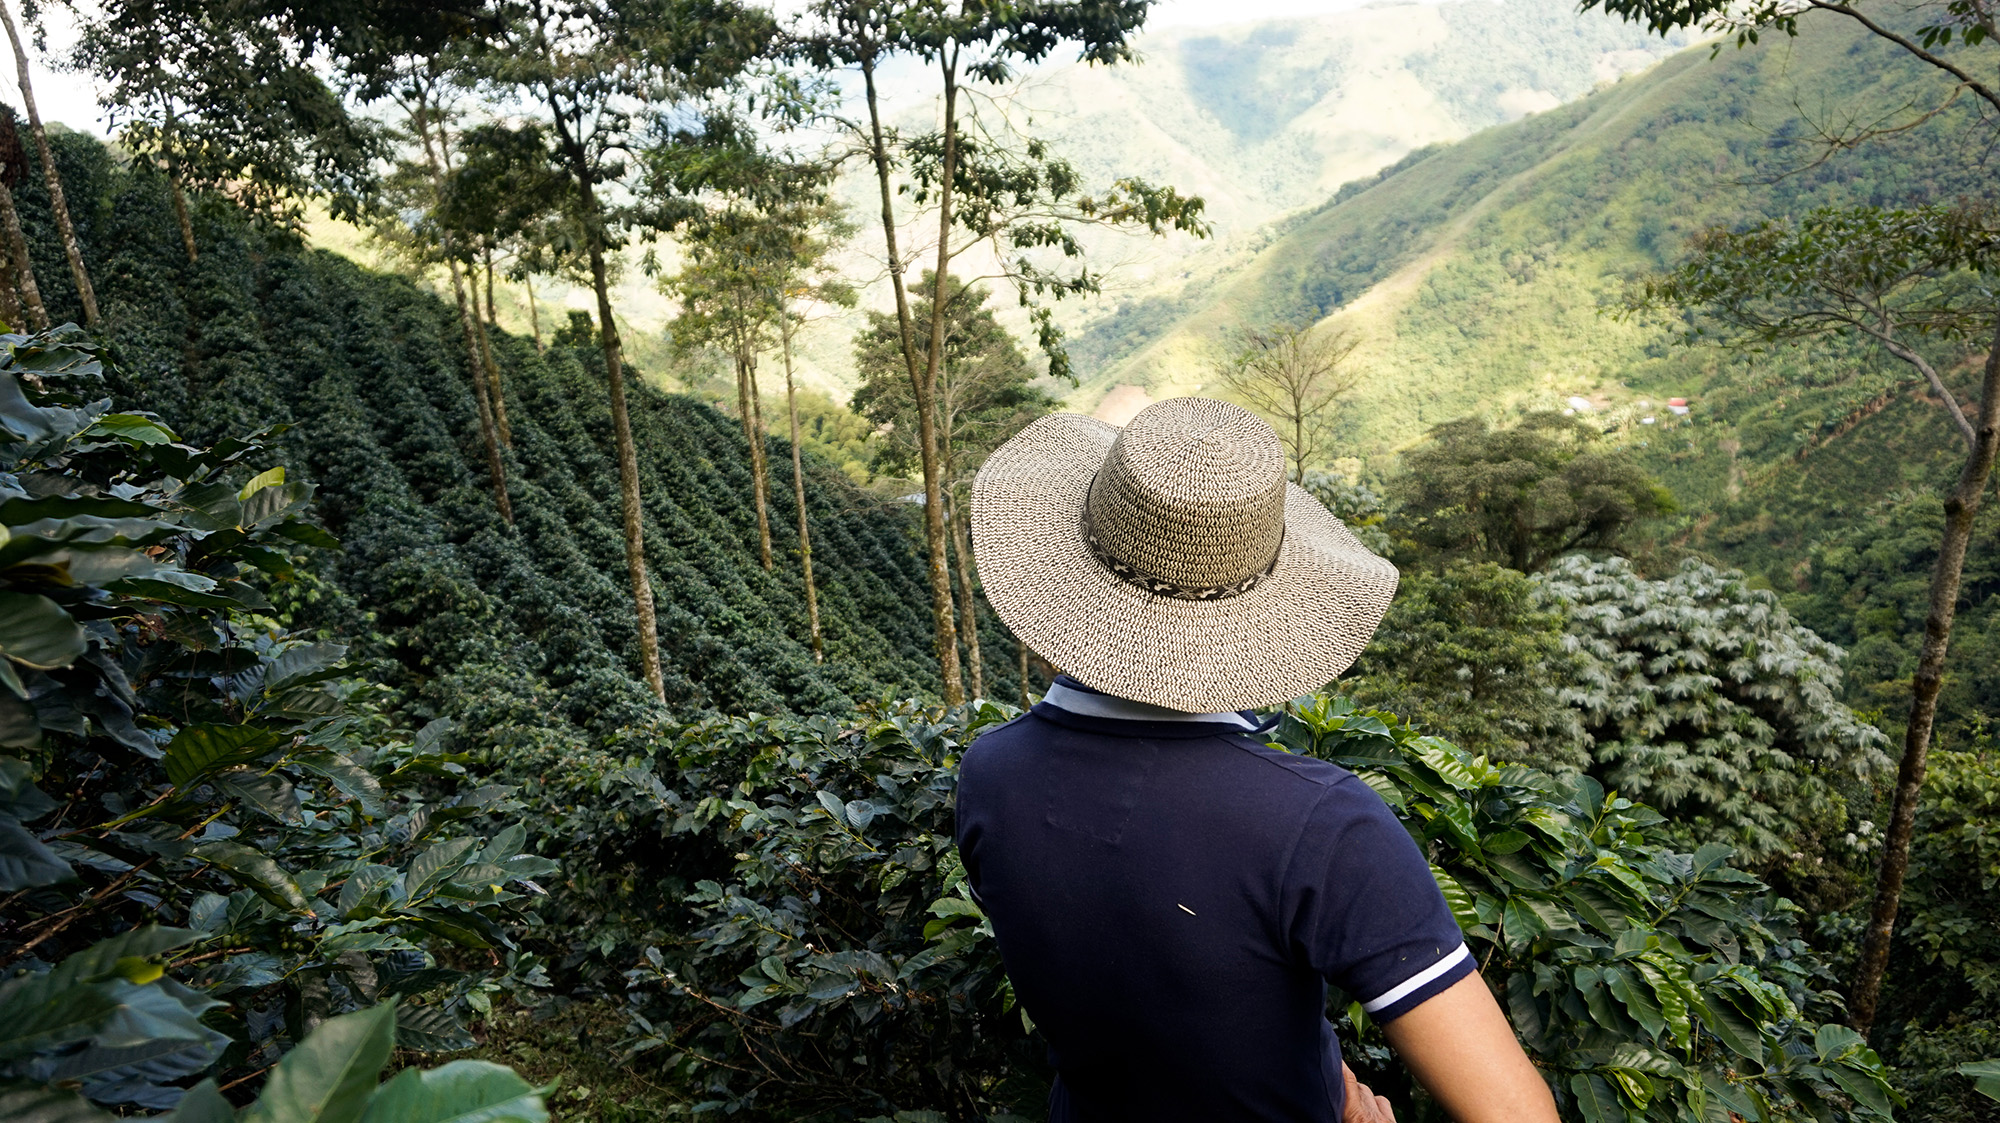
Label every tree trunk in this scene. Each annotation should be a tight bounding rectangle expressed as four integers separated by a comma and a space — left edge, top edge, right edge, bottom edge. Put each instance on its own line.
164, 114, 195, 263
411, 102, 511, 524
919, 52, 968, 705
1850, 316, 2000, 1035
446, 255, 513, 525
948, 486, 984, 699
0, 181, 40, 330
168, 172, 196, 264
1019, 639, 1032, 710
580, 187, 665, 704
1, 0, 95, 327
735, 340, 773, 570
862, 55, 962, 703
472, 254, 511, 447
484, 249, 498, 326
781, 315, 822, 661
526, 272, 542, 351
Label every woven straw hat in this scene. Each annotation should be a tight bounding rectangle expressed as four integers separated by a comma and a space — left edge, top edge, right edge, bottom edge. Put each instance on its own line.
972, 397, 1398, 713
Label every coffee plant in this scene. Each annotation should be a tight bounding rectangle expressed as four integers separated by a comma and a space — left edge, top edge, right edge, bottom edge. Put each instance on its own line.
1534, 555, 1891, 872
602, 693, 1894, 1122
1, 976, 551, 1122
1278, 696, 1895, 1123
0, 325, 554, 1111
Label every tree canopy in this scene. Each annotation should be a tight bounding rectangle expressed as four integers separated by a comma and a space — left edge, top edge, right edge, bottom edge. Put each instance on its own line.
851, 271, 1056, 485
1388, 411, 1675, 573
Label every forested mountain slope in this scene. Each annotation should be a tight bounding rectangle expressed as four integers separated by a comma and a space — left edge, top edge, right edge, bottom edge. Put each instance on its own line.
1077, 11, 1990, 448
1085, 10, 2000, 746
11, 130, 974, 749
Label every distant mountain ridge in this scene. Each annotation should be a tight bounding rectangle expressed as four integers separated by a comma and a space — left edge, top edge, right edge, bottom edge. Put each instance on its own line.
1068, 8, 1992, 467
1013, 0, 1688, 234
686, 0, 1694, 399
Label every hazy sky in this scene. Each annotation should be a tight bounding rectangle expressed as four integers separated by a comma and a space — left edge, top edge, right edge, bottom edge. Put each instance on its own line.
10, 0, 1412, 137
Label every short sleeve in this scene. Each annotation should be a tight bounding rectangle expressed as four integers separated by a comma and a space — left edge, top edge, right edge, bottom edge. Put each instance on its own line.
1284, 777, 1474, 1022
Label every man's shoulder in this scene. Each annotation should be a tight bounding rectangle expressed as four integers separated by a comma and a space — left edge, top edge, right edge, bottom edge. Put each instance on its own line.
1220, 734, 1364, 794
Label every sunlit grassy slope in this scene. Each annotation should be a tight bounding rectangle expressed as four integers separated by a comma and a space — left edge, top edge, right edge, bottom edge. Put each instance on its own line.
1078, 10, 1992, 489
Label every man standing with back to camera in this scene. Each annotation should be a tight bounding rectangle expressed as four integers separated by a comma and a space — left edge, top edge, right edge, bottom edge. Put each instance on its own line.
958, 397, 1559, 1122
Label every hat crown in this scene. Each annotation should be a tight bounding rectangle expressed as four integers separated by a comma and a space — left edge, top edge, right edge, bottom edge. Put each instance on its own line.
1085, 398, 1288, 591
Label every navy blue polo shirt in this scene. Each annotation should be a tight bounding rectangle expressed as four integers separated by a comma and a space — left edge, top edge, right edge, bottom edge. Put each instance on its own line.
955, 677, 1473, 1122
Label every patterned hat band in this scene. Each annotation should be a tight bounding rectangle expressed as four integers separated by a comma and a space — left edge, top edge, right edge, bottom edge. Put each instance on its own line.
1079, 473, 1285, 602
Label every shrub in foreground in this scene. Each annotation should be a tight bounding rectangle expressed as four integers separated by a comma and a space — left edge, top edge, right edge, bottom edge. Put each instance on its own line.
0, 326, 553, 1110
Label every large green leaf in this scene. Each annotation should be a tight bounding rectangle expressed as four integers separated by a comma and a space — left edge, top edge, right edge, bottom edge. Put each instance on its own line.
0, 928, 200, 1061
163, 1079, 237, 1123
0, 592, 87, 671
242, 1003, 396, 1123
213, 770, 301, 824
406, 839, 477, 900
190, 841, 311, 913
84, 413, 177, 446
0, 1082, 117, 1122
393, 1004, 478, 1053
1958, 1059, 2000, 1103
359, 1060, 548, 1123
1825, 1062, 1895, 1117
238, 466, 286, 501
0, 813, 73, 891
266, 644, 348, 692
1692, 992, 1765, 1065
0, 981, 120, 1063
1570, 1073, 1622, 1123
297, 752, 385, 819
164, 725, 285, 788
43, 927, 200, 988
35, 979, 229, 1106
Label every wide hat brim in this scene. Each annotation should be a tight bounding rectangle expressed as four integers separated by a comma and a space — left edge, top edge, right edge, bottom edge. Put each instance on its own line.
972, 412, 1400, 714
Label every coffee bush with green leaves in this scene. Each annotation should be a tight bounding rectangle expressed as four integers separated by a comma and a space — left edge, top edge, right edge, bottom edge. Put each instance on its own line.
0, 964, 551, 1123
609, 693, 1894, 1122
1533, 555, 1891, 874
1279, 696, 1895, 1123
0, 325, 554, 1111
617, 702, 1031, 1121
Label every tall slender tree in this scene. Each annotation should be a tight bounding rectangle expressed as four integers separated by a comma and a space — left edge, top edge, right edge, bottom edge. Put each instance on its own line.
475, 0, 773, 702
1633, 204, 2000, 1032
1585, 0, 2000, 1034
853, 273, 1059, 698
379, 62, 512, 523
772, 207, 855, 666
661, 125, 852, 649
796, 0, 1207, 702
1, 0, 94, 325
0, 107, 45, 330
71, 1, 387, 262
667, 207, 777, 570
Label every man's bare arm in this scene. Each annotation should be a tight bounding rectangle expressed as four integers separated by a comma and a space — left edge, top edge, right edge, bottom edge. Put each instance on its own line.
1380, 972, 1559, 1123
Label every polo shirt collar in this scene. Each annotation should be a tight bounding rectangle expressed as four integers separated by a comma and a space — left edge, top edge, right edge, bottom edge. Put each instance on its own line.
1032, 675, 1279, 739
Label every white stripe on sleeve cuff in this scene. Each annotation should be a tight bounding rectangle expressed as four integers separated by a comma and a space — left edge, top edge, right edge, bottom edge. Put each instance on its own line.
1359, 944, 1472, 1013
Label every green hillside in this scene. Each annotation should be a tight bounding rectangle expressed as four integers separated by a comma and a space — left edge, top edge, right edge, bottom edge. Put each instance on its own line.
1077, 11, 1990, 450
1088, 11, 2000, 748
7, 130, 1001, 750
